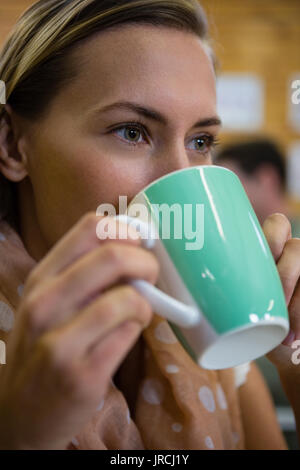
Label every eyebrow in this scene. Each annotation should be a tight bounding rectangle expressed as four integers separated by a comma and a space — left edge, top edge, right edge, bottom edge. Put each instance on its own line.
94, 100, 222, 129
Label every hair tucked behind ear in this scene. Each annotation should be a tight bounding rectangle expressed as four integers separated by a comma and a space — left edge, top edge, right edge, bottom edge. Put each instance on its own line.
0, 0, 214, 229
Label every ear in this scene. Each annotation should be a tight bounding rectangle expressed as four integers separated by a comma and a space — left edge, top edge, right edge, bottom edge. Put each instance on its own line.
0, 104, 28, 182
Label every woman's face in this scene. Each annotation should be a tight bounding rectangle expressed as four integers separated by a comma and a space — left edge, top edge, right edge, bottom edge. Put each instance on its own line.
17, 25, 220, 248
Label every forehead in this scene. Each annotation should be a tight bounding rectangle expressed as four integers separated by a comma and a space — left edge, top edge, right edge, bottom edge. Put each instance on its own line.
57, 24, 216, 116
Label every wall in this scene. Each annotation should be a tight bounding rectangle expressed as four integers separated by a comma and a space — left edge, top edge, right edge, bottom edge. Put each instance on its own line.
0, 0, 32, 43
201, 0, 300, 210
1, 0, 300, 208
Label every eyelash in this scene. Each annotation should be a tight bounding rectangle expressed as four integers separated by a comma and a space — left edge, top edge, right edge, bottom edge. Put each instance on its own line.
107, 120, 220, 154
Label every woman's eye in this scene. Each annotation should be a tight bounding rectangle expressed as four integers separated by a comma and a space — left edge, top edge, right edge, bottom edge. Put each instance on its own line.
187, 135, 217, 153
112, 125, 147, 145
109, 125, 218, 153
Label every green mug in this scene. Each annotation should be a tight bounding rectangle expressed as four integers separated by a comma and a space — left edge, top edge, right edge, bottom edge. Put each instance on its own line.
114, 165, 289, 370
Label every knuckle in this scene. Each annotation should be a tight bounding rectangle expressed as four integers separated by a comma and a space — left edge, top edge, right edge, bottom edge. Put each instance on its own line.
89, 292, 120, 324
21, 293, 46, 332
284, 237, 300, 252
82, 212, 99, 232
102, 243, 124, 268
122, 285, 141, 306
96, 295, 118, 320
122, 286, 152, 323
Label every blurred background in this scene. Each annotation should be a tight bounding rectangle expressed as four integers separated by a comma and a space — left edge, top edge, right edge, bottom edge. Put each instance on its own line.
200, 0, 300, 451
1, 0, 300, 449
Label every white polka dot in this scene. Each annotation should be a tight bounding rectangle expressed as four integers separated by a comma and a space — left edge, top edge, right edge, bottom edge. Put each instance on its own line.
165, 364, 179, 374
171, 422, 182, 432
0, 233, 6, 242
205, 435, 214, 449
234, 362, 251, 388
96, 398, 104, 411
216, 383, 228, 410
17, 284, 24, 297
127, 408, 131, 424
154, 322, 178, 344
142, 378, 164, 405
198, 386, 216, 413
0, 301, 14, 332
71, 437, 79, 447
232, 431, 240, 444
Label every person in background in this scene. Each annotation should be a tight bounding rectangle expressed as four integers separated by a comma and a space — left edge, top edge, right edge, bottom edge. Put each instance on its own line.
214, 139, 300, 449
213, 139, 300, 238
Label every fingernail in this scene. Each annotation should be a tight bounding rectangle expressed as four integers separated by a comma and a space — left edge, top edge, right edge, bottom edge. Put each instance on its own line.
282, 329, 295, 346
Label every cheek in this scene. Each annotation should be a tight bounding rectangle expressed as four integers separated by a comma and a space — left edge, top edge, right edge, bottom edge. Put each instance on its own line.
68, 139, 157, 208
69, 148, 152, 208
29, 142, 153, 243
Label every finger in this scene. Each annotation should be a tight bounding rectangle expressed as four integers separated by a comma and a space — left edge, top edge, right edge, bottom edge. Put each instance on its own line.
283, 277, 300, 343
262, 213, 292, 262
276, 238, 300, 306
52, 320, 141, 412
83, 320, 142, 393
39, 285, 153, 363
24, 213, 141, 292
22, 243, 159, 334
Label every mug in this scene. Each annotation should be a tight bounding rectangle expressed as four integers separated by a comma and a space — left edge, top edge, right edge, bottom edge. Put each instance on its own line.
112, 165, 289, 370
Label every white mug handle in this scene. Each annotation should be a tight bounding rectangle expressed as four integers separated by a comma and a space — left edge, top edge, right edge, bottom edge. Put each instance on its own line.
114, 214, 201, 328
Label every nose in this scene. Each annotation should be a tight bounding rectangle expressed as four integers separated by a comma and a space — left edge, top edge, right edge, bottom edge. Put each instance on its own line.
155, 143, 191, 178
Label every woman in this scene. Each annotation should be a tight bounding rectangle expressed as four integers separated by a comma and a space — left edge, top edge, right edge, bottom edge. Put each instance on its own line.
0, 0, 299, 450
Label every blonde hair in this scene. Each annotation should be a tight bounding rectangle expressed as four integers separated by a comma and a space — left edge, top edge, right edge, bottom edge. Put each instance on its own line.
0, 0, 213, 226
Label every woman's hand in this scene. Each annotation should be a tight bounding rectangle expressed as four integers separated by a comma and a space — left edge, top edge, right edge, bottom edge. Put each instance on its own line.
262, 213, 300, 375
0, 212, 159, 450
